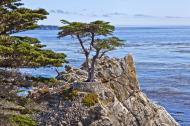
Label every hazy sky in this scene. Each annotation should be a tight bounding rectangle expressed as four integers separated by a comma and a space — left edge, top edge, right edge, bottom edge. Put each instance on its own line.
23, 0, 190, 26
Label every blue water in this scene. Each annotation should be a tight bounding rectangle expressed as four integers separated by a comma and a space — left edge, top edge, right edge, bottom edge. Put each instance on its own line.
15, 26, 190, 126
17, 87, 33, 96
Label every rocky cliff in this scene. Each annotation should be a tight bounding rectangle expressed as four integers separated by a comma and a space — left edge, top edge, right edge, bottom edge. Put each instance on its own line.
34, 55, 179, 126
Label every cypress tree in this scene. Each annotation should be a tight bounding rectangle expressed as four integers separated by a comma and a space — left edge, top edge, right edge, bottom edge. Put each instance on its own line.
0, 0, 66, 68
58, 20, 123, 82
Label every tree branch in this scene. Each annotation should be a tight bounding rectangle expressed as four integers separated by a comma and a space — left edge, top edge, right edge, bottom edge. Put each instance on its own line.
89, 32, 95, 50
76, 34, 90, 74
55, 68, 61, 76
99, 50, 109, 58
77, 35, 88, 55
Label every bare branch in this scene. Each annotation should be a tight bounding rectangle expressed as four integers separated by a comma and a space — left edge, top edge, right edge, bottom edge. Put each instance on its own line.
89, 32, 95, 51
55, 68, 61, 76
77, 35, 89, 56
99, 50, 109, 58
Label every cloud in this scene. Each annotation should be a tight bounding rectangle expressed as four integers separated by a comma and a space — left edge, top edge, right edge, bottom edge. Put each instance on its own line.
49, 9, 104, 17
49, 9, 76, 15
132, 14, 190, 20
102, 14, 110, 17
81, 9, 87, 11
91, 14, 98, 17
107, 12, 127, 16
49, 9, 127, 17
56, 9, 65, 13
133, 14, 156, 18
57, 10, 75, 14
164, 16, 189, 19
49, 10, 190, 20
50, 10, 56, 13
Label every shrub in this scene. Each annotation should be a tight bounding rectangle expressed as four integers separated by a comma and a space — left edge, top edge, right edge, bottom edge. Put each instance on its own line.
10, 115, 37, 126
29, 77, 57, 83
82, 93, 98, 107
62, 89, 79, 100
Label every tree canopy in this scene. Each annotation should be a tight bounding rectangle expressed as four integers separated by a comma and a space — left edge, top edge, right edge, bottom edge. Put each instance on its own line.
58, 20, 123, 82
0, 0, 66, 68
0, 0, 48, 34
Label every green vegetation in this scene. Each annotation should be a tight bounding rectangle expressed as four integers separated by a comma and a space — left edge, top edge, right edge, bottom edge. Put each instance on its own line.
58, 20, 123, 82
0, 0, 66, 68
10, 114, 37, 126
27, 76, 57, 83
82, 93, 98, 107
62, 89, 79, 100
26, 76, 58, 87
0, 1, 67, 125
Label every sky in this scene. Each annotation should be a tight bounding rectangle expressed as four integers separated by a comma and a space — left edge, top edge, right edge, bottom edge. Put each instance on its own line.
22, 0, 190, 26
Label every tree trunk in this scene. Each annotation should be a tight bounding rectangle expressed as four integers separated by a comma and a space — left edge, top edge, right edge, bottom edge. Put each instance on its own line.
86, 56, 92, 82
88, 61, 95, 82
86, 50, 100, 82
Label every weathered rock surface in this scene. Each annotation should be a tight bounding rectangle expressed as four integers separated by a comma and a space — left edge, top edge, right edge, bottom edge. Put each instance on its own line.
36, 55, 179, 126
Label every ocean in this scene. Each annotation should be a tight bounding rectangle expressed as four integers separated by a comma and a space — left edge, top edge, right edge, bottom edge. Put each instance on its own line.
15, 26, 190, 126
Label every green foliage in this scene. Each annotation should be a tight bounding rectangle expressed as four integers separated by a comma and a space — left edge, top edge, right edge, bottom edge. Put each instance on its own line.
10, 114, 37, 126
62, 89, 78, 100
82, 93, 98, 107
58, 20, 115, 37
1, 113, 37, 126
96, 37, 124, 50
58, 20, 123, 82
16, 90, 26, 93
0, 0, 66, 68
0, 0, 48, 34
0, 35, 66, 68
58, 20, 123, 53
26, 76, 58, 84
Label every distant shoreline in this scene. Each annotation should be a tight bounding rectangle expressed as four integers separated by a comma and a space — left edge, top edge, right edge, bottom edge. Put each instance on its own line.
36, 25, 59, 30
36, 25, 190, 30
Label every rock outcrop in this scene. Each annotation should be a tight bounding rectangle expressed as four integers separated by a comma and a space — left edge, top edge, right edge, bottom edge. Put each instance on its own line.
35, 55, 179, 126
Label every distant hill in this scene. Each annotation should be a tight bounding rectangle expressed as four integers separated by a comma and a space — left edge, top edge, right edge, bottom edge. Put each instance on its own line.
36, 25, 59, 30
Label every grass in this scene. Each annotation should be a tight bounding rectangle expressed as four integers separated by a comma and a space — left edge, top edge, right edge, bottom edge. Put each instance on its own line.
82, 93, 98, 107
10, 114, 37, 126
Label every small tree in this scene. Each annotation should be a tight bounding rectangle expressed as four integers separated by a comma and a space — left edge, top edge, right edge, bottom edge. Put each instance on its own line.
58, 20, 123, 82
0, 0, 66, 68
